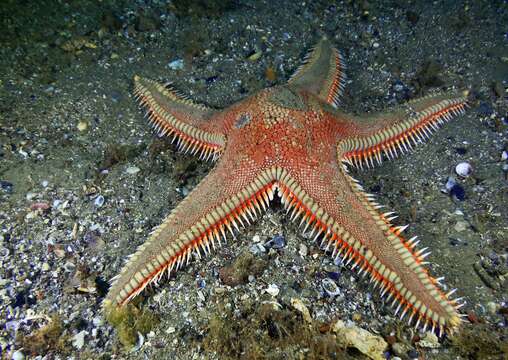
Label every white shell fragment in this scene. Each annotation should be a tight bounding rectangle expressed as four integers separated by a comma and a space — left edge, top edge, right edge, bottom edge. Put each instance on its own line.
455, 162, 473, 177
265, 283, 280, 297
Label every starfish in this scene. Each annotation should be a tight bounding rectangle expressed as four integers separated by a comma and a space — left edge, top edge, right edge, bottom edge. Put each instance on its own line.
104, 38, 468, 335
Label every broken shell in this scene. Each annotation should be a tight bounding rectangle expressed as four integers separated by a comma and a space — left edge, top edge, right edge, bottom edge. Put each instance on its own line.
265, 234, 285, 249
265, 284, 280, 297
455, 162, 473, 177
94, 195, 105, 207
322, 278, 341, 297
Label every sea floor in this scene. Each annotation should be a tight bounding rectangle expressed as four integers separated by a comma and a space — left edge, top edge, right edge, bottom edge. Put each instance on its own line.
0, 1, 507, 359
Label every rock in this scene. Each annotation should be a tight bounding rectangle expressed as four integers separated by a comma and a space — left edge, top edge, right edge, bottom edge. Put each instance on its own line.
322, 278, 341, 297
333, 320, 388, 360
41, 263, 50, 272
168, 59, 184, 70
72, 330, 86, 349
125, 166, 140, 175
290, 298, 312, 323
454, 221, 468, 232
11, 351, 24, 360
392, 342, 411, 357
455, 162, 473, 177
417, 331, 440, 348
265, 284, 280, 297
77, 121, 88, 132
299, 243, 308, 257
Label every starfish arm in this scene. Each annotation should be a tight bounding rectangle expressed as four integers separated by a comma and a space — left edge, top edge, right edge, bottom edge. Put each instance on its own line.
337, 91, 468, 168
103, 159, 280, 308
277, 162, 461, 333
288, 37, 346, 108
133, 75, 226, 160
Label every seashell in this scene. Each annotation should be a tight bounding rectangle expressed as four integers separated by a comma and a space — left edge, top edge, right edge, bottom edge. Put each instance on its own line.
322, 278, 341, 297
455, 162, 473, 177
265, 284, 280, 297
94, 195, 105, 207
265, 234, 286, 249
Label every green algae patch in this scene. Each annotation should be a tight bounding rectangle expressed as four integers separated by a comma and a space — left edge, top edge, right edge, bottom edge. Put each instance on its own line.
203, 301, 354, 360
450, 323, 508, 359
16, 315, 71, 356
105, 302, 159, 348
218, 251, 268, 287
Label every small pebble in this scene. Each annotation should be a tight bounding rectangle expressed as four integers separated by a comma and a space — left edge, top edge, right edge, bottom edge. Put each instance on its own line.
249, 243, 266, 255
247, 50, 262, 61
41, 262, 50, 272
486, 301, 499, 315
166, 326, 176, 334
168, 59, 184, 70
299, 243, 308, 257
125, 166, 140, 175
417, 332, 440, 348
72, 330, 86, 349
454, 221, 468, 232
77, 121, 88, 132
94, 195, 105, 207
11, 351, 24, 360
265, 283, 280, 297
455, 162, 473, 177
0, 180, 13, 193
407, 349, 419, 359
322, 278, 341, 297
502, 150, 508, 161
265, 234, 286, 249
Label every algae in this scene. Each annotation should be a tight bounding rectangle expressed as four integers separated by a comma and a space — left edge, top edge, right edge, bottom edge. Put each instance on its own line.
203, 301, 358, 360
16, 315, 71, 356
105, 302, 159, 348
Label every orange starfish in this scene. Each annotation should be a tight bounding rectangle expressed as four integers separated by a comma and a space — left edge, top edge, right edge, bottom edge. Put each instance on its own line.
104, 38, 468, 335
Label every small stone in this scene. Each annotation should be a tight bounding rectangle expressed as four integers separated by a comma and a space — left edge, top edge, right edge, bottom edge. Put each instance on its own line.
454, 221, 468, 232
417, 331, 440, 348
455, 162, 473, 177
265, 283, 280, 297
291, 298, 312, 323
77, 121, 88, 132
0, 180, 13, 193
94, 195, 105, 207
248, 50, 262, 61
41, 263, 50, 272
392, 342, 410, 357
322, 278, 341, 297
54, 247, 66, 258
125, 166, 141, 175
333, 320, 388, 360
252, 235, 261, 243
166, 326, 176, 334
72, 330, 86, 349
11, 351, 24, 360
501, 150, 508, 161
407, 348, 419, 359
168, 59, 184, 70
214, 287, 225, 294
486, 301, 499, 315
299, 243, 308, 257
265, 234, 285, 249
